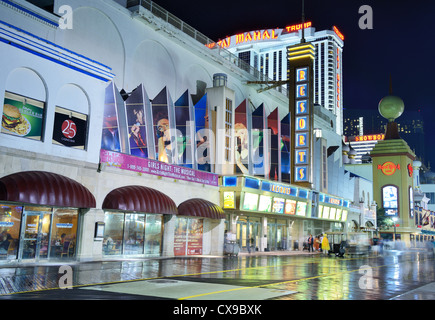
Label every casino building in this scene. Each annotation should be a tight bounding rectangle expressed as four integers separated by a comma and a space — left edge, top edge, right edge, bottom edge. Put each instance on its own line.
0, 0, 371, 263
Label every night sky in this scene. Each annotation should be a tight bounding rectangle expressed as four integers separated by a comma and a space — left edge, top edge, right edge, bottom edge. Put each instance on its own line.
153, 0, 435, 168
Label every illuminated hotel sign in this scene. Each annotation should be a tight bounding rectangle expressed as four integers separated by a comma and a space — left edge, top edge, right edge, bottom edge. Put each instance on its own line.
294, 67, 310, 183
206, 22, 314, 49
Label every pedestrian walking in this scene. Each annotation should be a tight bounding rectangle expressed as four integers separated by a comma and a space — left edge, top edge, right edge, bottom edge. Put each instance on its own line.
321, 233, 330, 255
308, 234, 314, 252
314, 236, 320, 251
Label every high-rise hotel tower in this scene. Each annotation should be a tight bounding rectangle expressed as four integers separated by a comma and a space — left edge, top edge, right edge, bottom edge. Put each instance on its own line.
222, 22, 344, 135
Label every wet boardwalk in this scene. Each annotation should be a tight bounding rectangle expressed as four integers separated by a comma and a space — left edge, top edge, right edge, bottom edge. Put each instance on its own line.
0, 249, 433, 301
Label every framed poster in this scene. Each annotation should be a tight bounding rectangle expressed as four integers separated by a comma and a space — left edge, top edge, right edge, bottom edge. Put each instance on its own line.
52, 106, 88, 149
2, 91, 44, 140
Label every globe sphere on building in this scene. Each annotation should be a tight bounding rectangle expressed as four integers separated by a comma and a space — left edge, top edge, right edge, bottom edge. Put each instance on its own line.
378, 95, 404, 122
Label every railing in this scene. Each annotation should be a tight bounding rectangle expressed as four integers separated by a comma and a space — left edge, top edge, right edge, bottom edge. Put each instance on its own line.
126, 0, 286, 95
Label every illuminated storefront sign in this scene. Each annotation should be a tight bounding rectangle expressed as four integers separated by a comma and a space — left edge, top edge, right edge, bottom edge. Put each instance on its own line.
223, 191, 235, 209
353, 134, 385, 142
294, 67, 310, 183
378, 161, 400, 176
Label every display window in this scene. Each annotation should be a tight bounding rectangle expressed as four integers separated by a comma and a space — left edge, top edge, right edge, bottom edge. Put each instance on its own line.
103, 212, 162, 256
0, 204, 21, 260
284, 199, 297, 215
0, 204, 79, 261
242, 193, 259, 211
272, 198, 285, 214
322, 206, 330, 219
296, 202, 307, 216
258, 195, 272, 212
329, 207, 337, 220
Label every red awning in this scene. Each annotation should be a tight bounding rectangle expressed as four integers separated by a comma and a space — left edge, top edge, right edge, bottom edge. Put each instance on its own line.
102, 185, 177, 215
178, 198, 225, 219
0, 171, 96, 208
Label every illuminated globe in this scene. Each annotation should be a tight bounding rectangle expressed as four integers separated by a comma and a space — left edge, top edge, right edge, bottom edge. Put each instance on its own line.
378, 95, 404, 122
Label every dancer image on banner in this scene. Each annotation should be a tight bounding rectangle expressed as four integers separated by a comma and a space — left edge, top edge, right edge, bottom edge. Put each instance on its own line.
154, 115, 173, 163
127, 107, 148, 157
234, 122, 249, 174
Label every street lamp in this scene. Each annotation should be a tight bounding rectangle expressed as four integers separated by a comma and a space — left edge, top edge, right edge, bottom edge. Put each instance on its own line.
392, 217, 398, 241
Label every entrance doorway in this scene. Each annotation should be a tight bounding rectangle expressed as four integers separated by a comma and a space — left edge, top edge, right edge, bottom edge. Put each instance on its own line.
18, 207, 79, 261
19, 208, 52, 260
236, 217, 260, 252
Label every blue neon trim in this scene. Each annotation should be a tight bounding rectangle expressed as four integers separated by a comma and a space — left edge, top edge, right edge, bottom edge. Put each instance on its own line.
0, 37, 110, 82
1, 0, 58, 27
0, 28, 114, 78
0, 19, 112, 71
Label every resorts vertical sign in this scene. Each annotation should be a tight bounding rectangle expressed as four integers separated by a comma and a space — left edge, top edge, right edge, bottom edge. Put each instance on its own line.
294, 67, 310, 183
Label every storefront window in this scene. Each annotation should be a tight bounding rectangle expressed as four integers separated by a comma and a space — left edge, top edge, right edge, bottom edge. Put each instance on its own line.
144, 214, 162, 255
124, 214, 145, 255
103, 212, 163, 256
50, 209, 78, 258
103, 212, 124, 255
0, 204, 21, 260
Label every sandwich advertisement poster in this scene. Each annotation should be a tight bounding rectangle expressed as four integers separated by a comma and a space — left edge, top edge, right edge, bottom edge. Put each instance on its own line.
2, 92, 44, 140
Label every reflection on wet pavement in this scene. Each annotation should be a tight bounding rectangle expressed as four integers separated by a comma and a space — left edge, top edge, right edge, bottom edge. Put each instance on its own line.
0, 250, 433, 300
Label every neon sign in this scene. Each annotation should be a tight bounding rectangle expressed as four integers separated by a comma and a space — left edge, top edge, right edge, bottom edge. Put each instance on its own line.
284, 21, 312, 33
354, 134, 385, 142
378, 162, 401, 176
294, 66, 310, 183
333, 26, 344, 40
206, 22, 313, 49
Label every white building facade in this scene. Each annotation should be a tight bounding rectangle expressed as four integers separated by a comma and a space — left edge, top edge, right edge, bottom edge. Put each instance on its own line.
0, 0, 362, 263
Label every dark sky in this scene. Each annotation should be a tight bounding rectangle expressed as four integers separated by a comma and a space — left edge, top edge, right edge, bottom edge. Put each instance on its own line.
153, 0, 435, 168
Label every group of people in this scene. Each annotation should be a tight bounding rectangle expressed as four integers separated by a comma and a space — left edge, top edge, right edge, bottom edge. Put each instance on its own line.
307, 234, 331, 255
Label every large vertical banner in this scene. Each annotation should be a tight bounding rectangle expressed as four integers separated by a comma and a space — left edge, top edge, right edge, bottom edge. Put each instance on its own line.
101, 82, 123, 152
174, 217, 187, 256
175, 90, 195, 168
125, 84, 153, 158
151, 87, 177, 163
281, 113, 291, 183
187, 219, 203, 255
194, 94, 211, 172
288, 42, 314, 187
268, 108, 280, 181
234, 100, 250, 174
294, 67, 310, 183
252, 104, 268, 177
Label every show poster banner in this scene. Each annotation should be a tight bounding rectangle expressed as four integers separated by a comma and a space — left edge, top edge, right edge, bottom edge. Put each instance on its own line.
2, 92, 44, 140
174, 217, 187, 256
100, 149, 219, 186
187, 219, 203, 255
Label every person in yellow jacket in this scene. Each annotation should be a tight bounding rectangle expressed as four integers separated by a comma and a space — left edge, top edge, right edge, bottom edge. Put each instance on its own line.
321, 233, 330, 255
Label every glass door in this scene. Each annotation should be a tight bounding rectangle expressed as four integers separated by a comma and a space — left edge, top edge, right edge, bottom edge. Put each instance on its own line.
19, 209, 52, 261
